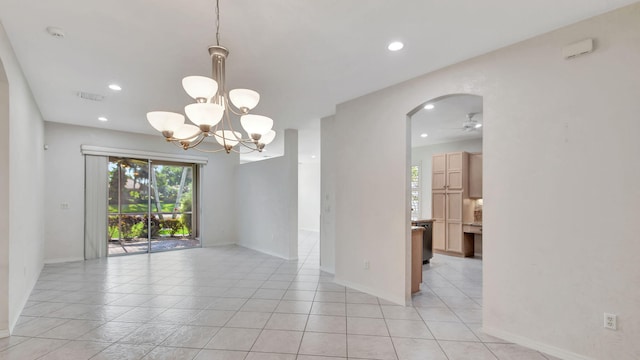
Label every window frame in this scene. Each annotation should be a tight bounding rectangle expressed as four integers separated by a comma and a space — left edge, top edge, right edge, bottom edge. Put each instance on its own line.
410, 162, 421, 220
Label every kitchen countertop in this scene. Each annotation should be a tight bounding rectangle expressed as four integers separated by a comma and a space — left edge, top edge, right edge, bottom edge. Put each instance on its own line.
463, 223, 483, 227
411, 226, 425, 231
411, 219, 434, 224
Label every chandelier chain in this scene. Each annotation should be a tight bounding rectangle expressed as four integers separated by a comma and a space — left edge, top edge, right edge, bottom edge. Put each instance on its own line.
215, 0, 221, 46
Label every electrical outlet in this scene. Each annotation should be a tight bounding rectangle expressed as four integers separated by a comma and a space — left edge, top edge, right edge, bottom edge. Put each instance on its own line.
364, 260, 370, 270
604, 313, 617, 330
60, 203, 69, 210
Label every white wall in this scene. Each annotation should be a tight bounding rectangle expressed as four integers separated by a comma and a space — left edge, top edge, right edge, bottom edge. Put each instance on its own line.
411, 138, 482, 218
0, 58, 9, 337
43, 122, 239, 263
298, 162, 320, 231
327, 4, 640, 359
0, 22, 46, 335
320, 115, 336, 273
237, 129, 298, 260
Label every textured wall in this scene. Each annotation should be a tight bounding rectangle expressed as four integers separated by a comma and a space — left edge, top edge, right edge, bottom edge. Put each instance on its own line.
328, 4, 640, 359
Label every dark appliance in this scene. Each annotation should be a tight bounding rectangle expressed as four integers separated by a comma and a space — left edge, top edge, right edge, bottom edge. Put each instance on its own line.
411, 220, 433, 264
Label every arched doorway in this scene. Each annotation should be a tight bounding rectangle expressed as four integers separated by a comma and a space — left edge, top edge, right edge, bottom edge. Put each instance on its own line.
406, 94, 484, 304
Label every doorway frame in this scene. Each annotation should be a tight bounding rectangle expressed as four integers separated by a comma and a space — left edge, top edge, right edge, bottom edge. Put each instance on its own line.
404, 93, 484, 302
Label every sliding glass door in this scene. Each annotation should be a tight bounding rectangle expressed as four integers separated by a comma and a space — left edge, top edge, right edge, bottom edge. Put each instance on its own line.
149, 160, 198, 251
107, 157, 199, 256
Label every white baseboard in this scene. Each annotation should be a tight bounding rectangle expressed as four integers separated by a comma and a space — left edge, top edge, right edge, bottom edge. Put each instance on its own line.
202, 242, 237, 248
237, 243, 296, 261
9, 262, 43, 333
332, 276, 404, 305
0, 329, 9, 338
483, 326, 595, 360
44, 256, 84, 265
319, 265, 335, 274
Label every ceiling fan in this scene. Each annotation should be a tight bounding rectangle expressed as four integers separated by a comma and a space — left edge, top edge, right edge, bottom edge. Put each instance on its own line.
461, 112, 483, 132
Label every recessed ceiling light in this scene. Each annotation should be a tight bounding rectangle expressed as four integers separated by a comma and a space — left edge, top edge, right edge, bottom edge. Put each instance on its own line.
424, 104, 434, 110
420, 133, 428, 138
311, 155, 317, 159
387, 41, 404, 51
475, 123, 482, 128
98, 116, 108, 122
108, 84, 122, 91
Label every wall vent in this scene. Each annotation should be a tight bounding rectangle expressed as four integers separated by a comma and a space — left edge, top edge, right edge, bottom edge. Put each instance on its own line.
77, 91, 104, 102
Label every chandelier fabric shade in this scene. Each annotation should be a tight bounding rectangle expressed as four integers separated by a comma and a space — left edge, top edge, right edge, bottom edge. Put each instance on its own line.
146, 0, 275, 153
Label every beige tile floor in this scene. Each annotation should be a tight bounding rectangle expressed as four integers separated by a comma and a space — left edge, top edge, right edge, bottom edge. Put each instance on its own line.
0, 231, 560, 360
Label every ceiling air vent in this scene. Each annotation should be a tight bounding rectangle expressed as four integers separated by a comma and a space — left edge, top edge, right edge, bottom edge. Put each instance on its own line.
77, 91, 104, 102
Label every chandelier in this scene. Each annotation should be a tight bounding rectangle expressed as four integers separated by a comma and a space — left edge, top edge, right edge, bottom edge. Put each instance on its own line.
146, 0, 275, 153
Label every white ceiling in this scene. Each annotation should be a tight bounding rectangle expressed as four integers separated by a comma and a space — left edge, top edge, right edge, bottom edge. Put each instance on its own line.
411, 94, 483, 148
0, 0, 635, 163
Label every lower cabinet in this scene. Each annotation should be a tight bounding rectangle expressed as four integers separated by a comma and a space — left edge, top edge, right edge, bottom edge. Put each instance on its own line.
433, 221, 446, 251
432, 190, 472, 256
432, 191, 446, 251
447, 222, 463, 253
411, 227, 424, 293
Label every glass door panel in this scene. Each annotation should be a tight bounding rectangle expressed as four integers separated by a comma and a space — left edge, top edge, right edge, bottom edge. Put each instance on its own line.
149, 161, 199, 252
108, 158, 150, 255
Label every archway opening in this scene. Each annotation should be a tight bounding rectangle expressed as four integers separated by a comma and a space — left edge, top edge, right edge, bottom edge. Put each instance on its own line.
406, 94, 484, 311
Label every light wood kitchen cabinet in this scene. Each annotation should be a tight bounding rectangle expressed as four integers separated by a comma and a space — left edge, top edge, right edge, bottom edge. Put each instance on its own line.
432, 152, 469, 191
411, 227, 424, 293
432, 154, 446, 190
469, 153, 483, 198
446, 191, 463, 253
432, 189, 468, 254
431, 151, 476, 257
432, 191, 446, 251
446, 152, 468, 190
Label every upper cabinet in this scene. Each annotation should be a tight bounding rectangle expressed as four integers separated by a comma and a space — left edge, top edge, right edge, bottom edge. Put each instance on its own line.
469, 153, 483, 198
446, 152, 467, 190
432, 152, 469, 192
432, 154, 446, 190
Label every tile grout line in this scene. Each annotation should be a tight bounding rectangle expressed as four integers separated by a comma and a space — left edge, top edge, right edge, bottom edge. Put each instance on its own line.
423, 257, 500, 359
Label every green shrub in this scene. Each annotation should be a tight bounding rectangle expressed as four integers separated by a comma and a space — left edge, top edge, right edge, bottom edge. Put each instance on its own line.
119, 215, 138, 239
139, 214, 162, 238
163, 219, 182, 237
108, 216, 119, 239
